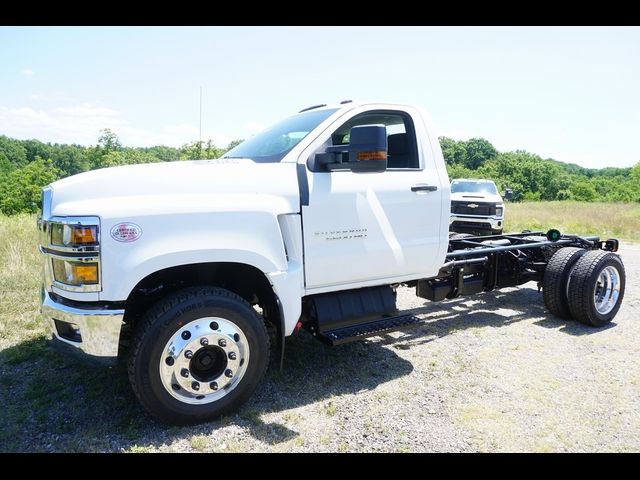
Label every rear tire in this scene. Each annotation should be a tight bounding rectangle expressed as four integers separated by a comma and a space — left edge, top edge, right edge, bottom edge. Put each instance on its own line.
128, 286, 270, 425
567, 251, 626, 327
543, 247, 587, 319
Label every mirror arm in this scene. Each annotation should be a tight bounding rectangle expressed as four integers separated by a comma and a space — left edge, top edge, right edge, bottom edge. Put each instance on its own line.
315, 152, 337, 166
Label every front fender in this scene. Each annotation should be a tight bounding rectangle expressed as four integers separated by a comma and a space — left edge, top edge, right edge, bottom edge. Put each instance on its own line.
99, 211, 288, 301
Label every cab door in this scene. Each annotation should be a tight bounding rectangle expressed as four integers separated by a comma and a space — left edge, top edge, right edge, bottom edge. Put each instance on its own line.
301, 108, 444, 290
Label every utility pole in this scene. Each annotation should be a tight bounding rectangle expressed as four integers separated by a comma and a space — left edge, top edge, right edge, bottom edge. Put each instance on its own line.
199, 86, 203, 145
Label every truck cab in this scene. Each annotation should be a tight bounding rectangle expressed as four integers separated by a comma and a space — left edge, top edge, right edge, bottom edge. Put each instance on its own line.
449, 178, 504, 235
38, 101, 451, 423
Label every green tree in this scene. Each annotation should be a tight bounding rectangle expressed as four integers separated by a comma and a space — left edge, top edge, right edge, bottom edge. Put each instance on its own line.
0, 157, 60, 215
98, 128, 122, 152
144, 145, 181, 162
225, 139, 244, 151
439, 136, 467, 166
632, 161, 640, 182
0, 135, 28, 167
180, 140, 224, 160
569, 179, 598, 201
180, 141, 203, 160
464, 138, 497, 169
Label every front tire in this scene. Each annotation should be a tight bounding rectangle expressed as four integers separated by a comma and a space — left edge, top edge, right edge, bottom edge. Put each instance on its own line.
128, 287, 270, 425
567, 251, 626, 327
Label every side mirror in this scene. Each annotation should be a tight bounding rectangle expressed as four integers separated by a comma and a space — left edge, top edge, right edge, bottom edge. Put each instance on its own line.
504, 188, 514, 201
346, 125, 387, 172
315, 124, 387, 173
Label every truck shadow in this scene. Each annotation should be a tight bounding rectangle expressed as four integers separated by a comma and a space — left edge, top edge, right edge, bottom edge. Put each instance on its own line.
382, 286, 616, 348
0, 285, 614, 452
0, 331, 414, 452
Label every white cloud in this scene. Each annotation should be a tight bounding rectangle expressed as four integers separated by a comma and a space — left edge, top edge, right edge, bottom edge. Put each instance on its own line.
162, 123, 199, 137
0, 104, 128, 145
21, 68, 34, 76
0, 103, 235, 148
54, 103, 120, 117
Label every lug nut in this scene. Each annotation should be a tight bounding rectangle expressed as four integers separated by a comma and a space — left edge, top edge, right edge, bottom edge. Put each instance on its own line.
210, 382, 218, 391
225, 369, 233, 378
181, 368, 190, 378
228, 352, 237, 360
210, 321, 219, 330
165, 356, 174, 366
184, 350, 193, 359
191, 381, 200, 391
218, 339, 227, 347
200, 337, 209, 346
181, 331, 191, 340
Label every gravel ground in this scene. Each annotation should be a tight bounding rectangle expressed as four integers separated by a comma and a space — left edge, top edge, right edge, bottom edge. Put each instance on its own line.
1, 243, 638, 452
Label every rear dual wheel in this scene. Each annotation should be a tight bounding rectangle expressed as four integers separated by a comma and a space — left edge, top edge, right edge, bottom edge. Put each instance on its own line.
543, 248, 625, 326
543, 247, 587, 319
567, 251, 625, 327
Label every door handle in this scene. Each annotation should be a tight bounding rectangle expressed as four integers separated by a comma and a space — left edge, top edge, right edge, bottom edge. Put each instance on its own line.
411, 184, 438, 192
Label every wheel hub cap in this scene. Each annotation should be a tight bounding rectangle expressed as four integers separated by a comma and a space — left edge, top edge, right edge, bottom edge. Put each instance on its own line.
594, 265, 621, 315
159, 317, 250, 405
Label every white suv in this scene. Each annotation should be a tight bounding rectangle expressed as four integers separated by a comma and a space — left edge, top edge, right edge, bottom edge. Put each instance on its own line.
449, 179, 505, 235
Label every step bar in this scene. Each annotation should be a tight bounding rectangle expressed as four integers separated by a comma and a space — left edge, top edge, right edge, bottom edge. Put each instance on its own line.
315, 313, 421, 346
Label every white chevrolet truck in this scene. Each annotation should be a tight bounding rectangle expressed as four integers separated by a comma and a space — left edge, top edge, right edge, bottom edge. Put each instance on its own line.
449, 178, 506, 235
38, 101, 626, 425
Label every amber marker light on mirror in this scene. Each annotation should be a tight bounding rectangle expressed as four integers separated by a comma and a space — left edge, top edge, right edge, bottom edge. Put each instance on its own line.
357, 151, 387, 161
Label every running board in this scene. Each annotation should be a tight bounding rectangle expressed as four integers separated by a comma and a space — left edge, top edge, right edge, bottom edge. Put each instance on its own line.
316, 314, 421, 346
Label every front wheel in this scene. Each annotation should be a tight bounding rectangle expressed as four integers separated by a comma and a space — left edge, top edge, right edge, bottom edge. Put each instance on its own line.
128, 287, 270, 425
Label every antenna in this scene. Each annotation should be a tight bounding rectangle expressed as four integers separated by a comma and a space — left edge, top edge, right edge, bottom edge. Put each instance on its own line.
199, 86, 203, 144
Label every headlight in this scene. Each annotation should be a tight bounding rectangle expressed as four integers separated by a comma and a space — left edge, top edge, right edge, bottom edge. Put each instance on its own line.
495, 205, 504, 216
51, 224, 98, 246
40, 215, 101, 293
52, 258, 99, 286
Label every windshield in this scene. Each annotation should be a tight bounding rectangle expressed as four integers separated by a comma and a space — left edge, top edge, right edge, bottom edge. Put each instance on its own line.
223, 108, 339, 163
451, 180, 498, 195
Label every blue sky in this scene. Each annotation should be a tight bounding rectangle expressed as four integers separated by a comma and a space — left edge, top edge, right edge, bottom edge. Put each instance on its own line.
1, 26, 638, 168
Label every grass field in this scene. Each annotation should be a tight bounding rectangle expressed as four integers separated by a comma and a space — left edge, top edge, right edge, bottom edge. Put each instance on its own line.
0, 202, 638, 452
504, 201, 640, 242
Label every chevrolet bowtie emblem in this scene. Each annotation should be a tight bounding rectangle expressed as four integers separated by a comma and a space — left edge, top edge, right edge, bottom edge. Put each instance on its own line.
467, 203, 479, 208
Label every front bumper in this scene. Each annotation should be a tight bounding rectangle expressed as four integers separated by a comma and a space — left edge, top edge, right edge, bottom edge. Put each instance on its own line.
41, 291, 124, 365
450, 214, 503, 232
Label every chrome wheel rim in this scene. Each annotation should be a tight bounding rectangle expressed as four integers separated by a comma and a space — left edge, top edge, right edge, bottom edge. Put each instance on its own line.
594, 265, 621, 315
159, 317, 250, 405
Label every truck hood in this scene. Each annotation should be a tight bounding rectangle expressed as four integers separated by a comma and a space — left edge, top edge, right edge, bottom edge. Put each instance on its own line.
49, 159, 300, 219
450, 192, 503, 204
